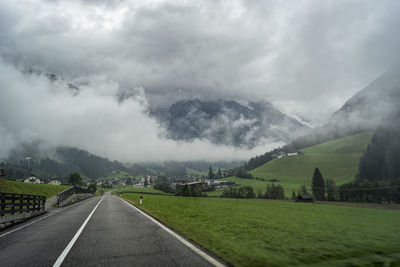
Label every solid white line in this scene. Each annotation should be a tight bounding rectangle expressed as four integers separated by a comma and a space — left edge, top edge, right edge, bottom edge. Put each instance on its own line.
53, 196, 104, 267
117, 196, 225, 267
0, 201, 82, 239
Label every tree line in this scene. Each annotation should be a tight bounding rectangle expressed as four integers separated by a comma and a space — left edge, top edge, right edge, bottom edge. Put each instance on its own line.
221, 184, 286, 200
309, 168, 400, 204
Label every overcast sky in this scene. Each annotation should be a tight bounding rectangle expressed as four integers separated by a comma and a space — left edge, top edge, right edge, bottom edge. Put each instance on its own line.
1, 0, 399, 162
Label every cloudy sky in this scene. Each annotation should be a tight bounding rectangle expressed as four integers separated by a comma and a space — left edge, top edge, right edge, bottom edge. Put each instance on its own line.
1, 0, 399, 162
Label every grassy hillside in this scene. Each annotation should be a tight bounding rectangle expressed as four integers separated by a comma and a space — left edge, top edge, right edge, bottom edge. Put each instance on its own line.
247, 132, 373, 195
0, 179, 69, 199
120, 193, 400, 266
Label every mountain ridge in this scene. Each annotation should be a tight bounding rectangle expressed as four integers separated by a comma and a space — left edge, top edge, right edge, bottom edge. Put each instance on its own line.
151, 98, 310, 148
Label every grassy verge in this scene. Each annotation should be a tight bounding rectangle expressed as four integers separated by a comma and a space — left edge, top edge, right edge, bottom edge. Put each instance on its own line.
0, 178, 70, 199
119, 193, 400, 266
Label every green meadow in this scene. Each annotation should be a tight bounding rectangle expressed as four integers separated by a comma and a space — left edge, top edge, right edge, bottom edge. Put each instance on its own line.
119, 193, 400, 266
0, 178, 70, 199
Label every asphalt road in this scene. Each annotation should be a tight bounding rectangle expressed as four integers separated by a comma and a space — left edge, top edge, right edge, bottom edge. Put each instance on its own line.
0, 192, 222, 267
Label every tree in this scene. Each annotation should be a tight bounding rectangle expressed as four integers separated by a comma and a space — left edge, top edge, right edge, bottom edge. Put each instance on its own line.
265, 184, 285, 199
235, 167, 253, 179
291, 190, 296, 200
68, 173, 82, 186
88, 182, 97, 193
126, 177, 133, 185
297, 185, 308, 197
357, 118, 400, 182
326, 179, 337, 201
208, 166, 214, 180
217, 168, 222, 178
311, 168, 326, 200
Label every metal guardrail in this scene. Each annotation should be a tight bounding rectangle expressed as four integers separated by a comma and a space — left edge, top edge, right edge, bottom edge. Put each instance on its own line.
0, 193, 46, 216
57, 187, 92, 206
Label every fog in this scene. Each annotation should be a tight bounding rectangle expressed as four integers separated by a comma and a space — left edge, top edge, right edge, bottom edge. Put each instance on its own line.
0, 60, 283, 161
1, 0, 400, 162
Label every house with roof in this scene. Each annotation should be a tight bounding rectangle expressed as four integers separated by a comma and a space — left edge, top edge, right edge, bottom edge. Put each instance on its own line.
24, 176, 41, 184
296, 194, 314, 202
48, 179, 62, 185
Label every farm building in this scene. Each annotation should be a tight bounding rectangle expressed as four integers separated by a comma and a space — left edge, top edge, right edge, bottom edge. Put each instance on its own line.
296, 194, 313, 202
48, 179, 61, 185
24, 176, 41, 184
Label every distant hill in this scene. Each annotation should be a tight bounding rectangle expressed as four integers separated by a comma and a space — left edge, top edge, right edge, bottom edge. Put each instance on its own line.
152, 99, 310, 148
1, 144, 241, 181
2, 145, 135, 182
229, 132, 372, 196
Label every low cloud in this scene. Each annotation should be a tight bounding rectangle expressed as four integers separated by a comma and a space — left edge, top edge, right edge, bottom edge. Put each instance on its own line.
1, 0, 400, 123
0, 61, 282, 162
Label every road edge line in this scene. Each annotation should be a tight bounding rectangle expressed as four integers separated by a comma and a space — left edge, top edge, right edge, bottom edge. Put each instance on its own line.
117, 196, 225, 267
53, 196, 104, 267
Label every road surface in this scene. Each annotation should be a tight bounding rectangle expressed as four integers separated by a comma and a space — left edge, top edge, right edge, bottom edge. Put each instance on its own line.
0, 192, 223, 266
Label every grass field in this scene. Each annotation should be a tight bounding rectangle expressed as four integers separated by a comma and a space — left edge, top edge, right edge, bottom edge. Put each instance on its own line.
115, 186, 170, 195
216, 132, 373, 197
0, 178, 70, 199
120, 193, 400, 266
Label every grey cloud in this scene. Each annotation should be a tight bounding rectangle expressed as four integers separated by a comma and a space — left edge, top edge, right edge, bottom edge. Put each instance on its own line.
1, 0, 400, 161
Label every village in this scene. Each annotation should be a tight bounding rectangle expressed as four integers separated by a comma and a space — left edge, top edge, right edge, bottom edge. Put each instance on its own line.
12, 170, 237, 194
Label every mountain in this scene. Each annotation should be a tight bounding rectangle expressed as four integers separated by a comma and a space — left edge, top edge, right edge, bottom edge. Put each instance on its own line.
152, 99, 310, 148
290, 65, 400, 150
327, 65, 400, 131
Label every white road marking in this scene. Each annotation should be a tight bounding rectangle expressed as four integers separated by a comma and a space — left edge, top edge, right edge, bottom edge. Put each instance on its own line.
53, 196, 104, 267
0, 200, 82, 239
117, 196, 225, 267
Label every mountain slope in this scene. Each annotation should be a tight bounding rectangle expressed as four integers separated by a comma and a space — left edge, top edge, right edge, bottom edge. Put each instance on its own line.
291, 65, 400, 151
246, 132, 373, 195
152, 99, 310, 148
327, 65, 400, 131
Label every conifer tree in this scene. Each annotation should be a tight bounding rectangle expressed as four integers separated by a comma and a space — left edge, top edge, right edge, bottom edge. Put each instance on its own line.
311, 168, 326, 200
208, 166, 214, 180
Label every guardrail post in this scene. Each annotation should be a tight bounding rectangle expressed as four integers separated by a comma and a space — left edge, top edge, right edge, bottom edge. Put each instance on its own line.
19, 194, 23, 213
11, 193, 15, 215
1, 193, 5, 216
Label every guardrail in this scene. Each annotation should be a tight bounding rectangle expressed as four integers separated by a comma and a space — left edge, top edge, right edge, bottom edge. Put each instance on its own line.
57, 187, 92, 206
0, 193, 46, 217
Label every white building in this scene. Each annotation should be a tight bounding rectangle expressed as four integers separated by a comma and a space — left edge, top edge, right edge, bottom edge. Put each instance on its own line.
48, 179, 61, 185
24, 176, 41, 184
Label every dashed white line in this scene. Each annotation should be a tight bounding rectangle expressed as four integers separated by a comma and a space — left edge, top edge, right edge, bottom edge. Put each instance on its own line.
53, 196, 104, 267
117, 196, 225, 267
